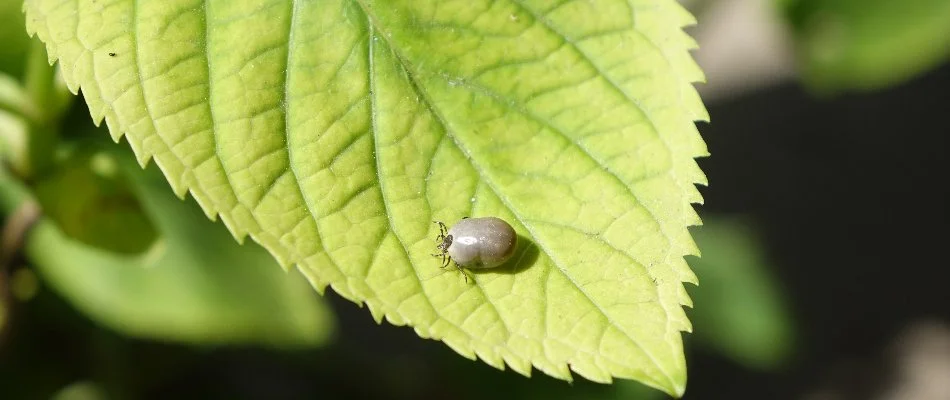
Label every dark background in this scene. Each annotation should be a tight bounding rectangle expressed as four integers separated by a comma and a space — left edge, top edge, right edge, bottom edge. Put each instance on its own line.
689, 60, 950, 399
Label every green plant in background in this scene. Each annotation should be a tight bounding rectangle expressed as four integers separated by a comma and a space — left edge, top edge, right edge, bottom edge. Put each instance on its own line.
0, 0, 29, 78
781, 0, 950, 91
13, 146, 335, 347
687, 219, 795, 370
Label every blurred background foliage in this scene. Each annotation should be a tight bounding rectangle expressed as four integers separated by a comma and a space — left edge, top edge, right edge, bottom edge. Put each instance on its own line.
781, 0, 950, 91
2, 0, 949, 398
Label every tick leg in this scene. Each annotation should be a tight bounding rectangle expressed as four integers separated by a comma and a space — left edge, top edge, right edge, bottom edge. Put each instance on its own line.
432, 251, 451, 269
455, 262, 474, 283
432, 221, 448, 242
430, 253, 449, 269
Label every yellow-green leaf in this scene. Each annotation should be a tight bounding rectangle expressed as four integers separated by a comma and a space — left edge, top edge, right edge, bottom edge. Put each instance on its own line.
24, 0, 707, 395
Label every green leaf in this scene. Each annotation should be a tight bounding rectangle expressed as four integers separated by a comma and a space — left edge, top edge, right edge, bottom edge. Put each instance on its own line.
0, 72, 37, 120
0, 0, 31, 78
0, 38, 71, 178
23, 0, 707, 394
51, 382, 108, 400
0, 73, 33, 173
687, 218, 795, 370
783, 0, 950, 91
34, 149, 158, 254
15, 148, 335, 347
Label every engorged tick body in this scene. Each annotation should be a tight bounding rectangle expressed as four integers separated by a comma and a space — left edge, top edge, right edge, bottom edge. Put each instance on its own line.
433, 217, 517, 280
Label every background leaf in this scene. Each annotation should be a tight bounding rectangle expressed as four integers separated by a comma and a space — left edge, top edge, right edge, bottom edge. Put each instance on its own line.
7, 145, 335, 347
688, 218, 795, 370
782, 0, 950, 91
23, 0, 707, 394
0, 0, 30, 79
33, 149, 158, 254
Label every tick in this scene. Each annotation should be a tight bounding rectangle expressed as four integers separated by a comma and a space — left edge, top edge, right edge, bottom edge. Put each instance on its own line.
433, 217, 518, 281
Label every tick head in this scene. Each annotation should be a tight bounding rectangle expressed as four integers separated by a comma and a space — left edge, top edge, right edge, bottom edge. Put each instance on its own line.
431, 233, 454, 269
438, 234, 453, 253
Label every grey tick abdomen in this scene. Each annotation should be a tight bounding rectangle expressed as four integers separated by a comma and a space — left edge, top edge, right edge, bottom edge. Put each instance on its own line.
446, 217, 517, 269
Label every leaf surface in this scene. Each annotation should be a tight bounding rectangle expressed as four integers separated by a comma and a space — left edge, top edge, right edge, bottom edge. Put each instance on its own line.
24, 0, 707, 394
